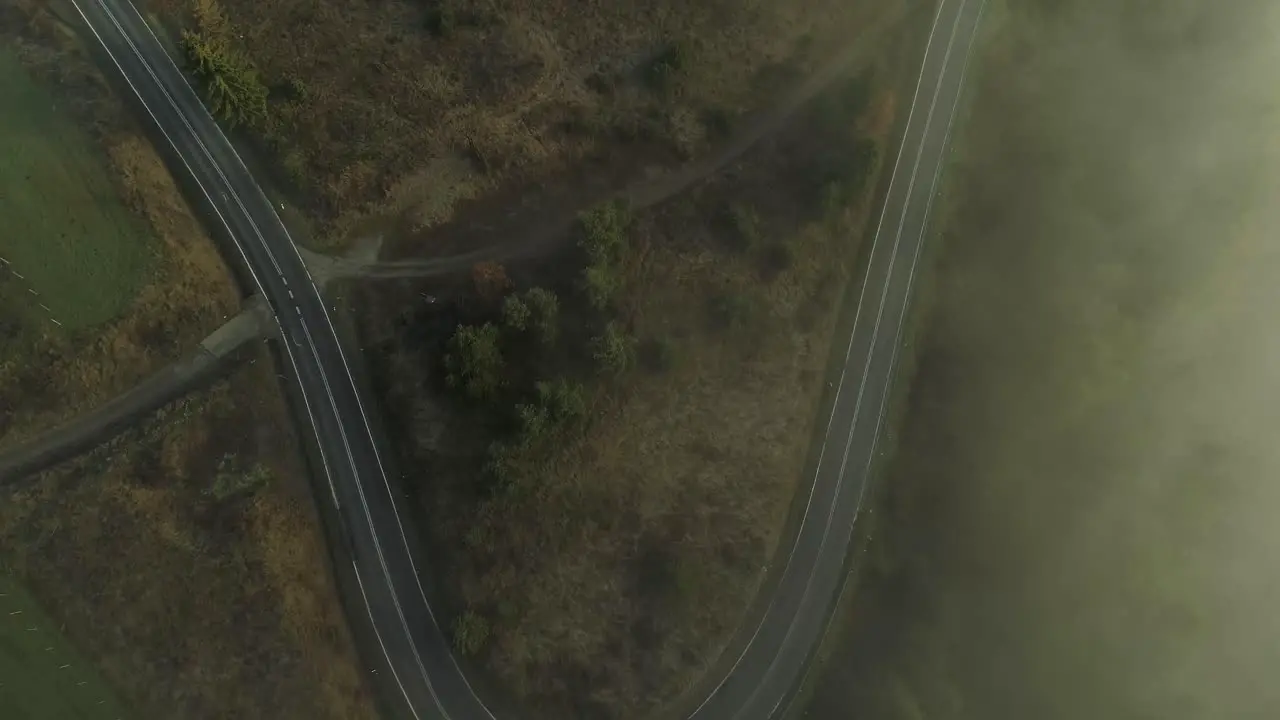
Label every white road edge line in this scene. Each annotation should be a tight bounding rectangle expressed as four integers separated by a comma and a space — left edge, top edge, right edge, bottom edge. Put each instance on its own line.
69, 1, 423, 717
126, 5, 503, 714
90, 1, 443, 714
730, 3, 970, 716
765, 2, 987, 719
688, 0, 957, 713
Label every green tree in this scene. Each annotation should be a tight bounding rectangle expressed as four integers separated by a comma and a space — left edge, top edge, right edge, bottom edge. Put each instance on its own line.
483, 440, 520, 490
578, 200, 630, 264
524, 287, 560, 345
536, 378, 587, 422
445, 323, 504, 399
515, 402, 552, 441
501, 294, 531, 331
181, 30, 268, 128
581, 260, 620, 311
514, 378, 585, 445
591, 322, 636, 374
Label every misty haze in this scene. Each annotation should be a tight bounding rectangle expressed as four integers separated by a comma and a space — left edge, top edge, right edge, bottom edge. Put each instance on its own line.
805, 1, 1280, 718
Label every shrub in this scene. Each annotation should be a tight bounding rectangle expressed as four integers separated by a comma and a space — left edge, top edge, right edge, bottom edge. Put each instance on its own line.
514, 378, 586, 445
645, 41, 689, 92
471, 261, 512, 302
207, 455, 271, 501
535, 378, 587, 423
591, 322, 637, 374
285, 76, 309, 102
501, 294, 531, 331
444, 323, 504, 399
581, 260, 620, 311
524, 287, 560, 346
452, 610, 490, 657
281, 149, 308, 185
483, 441, 519, 489
578, 200, 630, 265
515, 402, 552, 441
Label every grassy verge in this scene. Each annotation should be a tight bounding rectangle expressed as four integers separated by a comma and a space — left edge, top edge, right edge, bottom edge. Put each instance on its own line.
0, 11, 237, 446
354, 17, 915, 714
0, 573, 130, 719
0, 355, 379, 720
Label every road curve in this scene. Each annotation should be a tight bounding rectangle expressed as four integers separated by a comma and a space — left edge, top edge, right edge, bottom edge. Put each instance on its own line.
69, 0, 984, 717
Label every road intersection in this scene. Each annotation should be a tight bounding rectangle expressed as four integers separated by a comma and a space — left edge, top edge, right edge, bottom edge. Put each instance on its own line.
69, 0, 985, 716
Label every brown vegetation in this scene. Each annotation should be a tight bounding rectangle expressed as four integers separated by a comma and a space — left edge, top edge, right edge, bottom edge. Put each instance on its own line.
358, 41, 908, 716
0, 359, 379, 720
147, 0, 882, 247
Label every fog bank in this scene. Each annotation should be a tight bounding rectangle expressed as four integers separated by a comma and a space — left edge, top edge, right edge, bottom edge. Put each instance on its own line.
805, 1, 1280, 717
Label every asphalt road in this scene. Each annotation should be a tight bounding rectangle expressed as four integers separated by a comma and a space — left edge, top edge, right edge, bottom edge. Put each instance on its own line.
69, 0, 984, 717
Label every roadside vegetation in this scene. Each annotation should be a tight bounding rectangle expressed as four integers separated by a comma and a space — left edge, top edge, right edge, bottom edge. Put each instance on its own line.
356, 20, 914, 715
1, 6, 377, 719
148, 0, 889, 248
0, 10, 236, 447
0, 357, 380, 720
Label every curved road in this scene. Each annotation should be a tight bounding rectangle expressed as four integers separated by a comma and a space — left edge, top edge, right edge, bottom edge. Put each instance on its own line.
69, 0, 984, 717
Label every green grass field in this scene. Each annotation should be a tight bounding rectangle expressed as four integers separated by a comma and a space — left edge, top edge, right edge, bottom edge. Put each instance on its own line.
0, 46, 154, 332
0, 574, 130, 719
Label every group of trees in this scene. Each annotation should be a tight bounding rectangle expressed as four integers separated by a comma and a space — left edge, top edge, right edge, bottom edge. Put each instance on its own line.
501, 287, 559, 346
443, 287, 563, 403
444, 200, 641, 398
437, 200, 648, 494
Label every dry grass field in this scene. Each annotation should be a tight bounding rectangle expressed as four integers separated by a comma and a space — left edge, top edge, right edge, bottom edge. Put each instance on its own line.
0, 359, 379, 720
356, 22, 914, 715
147, 0, 886, 247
